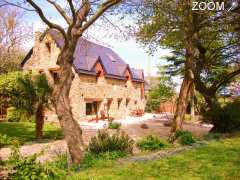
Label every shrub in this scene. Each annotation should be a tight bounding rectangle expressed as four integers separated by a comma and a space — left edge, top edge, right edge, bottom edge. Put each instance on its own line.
204, 99, 240, 133
6, 107, 34, 122
88, 130, 134, 154
6, 107, 21, 122
0, 134, 12, 148
108, 122, 121, 129
175, 130, 195, 145
7, 142, 64, 180
52, 153, 68, 170
137, 135, 169, 151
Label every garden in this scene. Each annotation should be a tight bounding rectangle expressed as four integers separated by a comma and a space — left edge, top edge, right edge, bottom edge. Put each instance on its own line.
0, 0, 240, 179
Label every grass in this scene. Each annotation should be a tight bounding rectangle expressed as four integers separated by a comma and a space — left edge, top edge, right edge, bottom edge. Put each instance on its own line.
0, 122, 63, 143
69, 136, 240, 180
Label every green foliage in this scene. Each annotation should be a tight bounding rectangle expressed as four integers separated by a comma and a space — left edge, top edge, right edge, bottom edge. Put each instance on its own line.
12, 74, 52, 115
195, 92, 207, 114
81, 151, 127, 169
88, 130, 134, 155
52, 153, 68, 170
137, 135, 169, 151
0, 71, 28, 94
146, 68, 175, 112
204, 98, 240, 133
7, 143, 64, 180
108, 122, 121, 129
175, 131, 196, 145
6, 107, 34, 122
0, 134, 12, 148
72, 136, 240, 179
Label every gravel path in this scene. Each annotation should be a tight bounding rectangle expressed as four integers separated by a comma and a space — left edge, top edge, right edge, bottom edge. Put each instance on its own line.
0, 140, 68, 162
0, 116, 210, 162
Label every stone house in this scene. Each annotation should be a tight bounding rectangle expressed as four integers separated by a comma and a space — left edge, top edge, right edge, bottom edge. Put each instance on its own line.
21, 29, 146, 122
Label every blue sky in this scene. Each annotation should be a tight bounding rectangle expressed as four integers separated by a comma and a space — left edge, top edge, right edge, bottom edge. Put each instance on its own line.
21, 0, 172, 77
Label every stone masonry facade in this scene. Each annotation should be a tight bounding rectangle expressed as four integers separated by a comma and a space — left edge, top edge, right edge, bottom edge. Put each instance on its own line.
22, 32, 146, 122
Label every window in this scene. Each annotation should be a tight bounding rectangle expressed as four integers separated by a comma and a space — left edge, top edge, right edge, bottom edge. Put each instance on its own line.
117, 98, 122, 109
107, 98, 113, 111
134, 100, 138, 105
126, 98, 130, 107
86, 102, 97, 115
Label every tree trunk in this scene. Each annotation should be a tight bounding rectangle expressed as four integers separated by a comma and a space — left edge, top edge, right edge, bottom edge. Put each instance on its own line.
168, 36, 196, 142
190, 85, 195, 121
51, 48, 85, 164
36, 105, 44, 139
168, 74, 194, 142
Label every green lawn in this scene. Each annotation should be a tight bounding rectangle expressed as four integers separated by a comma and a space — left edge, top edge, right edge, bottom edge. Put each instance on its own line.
70, 137, 240, 180
0, 122, 63, 143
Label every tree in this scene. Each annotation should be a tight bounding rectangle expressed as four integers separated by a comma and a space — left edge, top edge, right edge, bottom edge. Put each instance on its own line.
0, 72, 51, 139
133, 0, 240, 136
160, 7, 240, 132
1, 0, 121, 163
0, 7, 31, 74
164, 8, 240, 112
13, 74, 52, 139
131, 0, 206, 141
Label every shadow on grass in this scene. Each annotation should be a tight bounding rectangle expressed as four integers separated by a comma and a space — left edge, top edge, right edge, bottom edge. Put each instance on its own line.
0, 122, 63, 144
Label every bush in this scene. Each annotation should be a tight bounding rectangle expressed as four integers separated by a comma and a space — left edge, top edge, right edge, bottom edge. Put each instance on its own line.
204, 99, 240, 133
52, 153, 68, 170
137, 135, 169, 151
7, 143, 65, 180
0, 134, 12, 148
6, 107, 34, 122
108, 122, 121, 129
88, 130, 134, 154
175, 131, 195, 145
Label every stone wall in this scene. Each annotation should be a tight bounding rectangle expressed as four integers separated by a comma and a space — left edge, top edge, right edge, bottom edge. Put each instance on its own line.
23, 33, 146, 122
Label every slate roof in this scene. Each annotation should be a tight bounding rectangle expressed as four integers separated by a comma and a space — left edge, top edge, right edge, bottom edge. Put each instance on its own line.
22, 29, 144, 82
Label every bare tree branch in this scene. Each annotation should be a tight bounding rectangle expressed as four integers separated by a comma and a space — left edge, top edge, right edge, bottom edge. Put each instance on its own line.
46, 0, 72, 25
210, 68, 240, 93
67, 0, 76, 23
1, 0, 35, 11
75, 1, 91, 29
25, 0, 68, 46
77, 0, 121, 35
